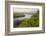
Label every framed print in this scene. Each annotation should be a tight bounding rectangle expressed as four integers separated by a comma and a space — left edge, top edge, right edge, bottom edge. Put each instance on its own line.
5, 1, 45, 36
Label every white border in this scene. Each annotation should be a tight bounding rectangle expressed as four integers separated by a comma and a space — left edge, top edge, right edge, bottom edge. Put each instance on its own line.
10, 5, 42, 32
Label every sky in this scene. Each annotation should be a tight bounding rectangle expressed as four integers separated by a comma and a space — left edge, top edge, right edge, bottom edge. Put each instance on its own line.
13, 8, 39, 13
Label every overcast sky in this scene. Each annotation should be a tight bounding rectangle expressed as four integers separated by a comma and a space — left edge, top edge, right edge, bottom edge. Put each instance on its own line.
13, 8, 39, 13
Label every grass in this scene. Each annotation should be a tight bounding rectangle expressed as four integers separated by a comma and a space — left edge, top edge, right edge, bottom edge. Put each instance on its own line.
18, 12, 39, 27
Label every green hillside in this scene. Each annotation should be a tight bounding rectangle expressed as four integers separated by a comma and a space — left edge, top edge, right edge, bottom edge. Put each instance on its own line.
18, 11, 39, 27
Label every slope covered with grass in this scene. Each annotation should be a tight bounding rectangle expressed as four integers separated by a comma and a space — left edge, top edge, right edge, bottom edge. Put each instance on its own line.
18, 11, 39, 27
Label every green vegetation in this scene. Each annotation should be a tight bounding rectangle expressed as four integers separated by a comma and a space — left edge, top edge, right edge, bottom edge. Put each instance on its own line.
18, 11, 39, 27
14, 10, 39, 27
13, 13, 25, 18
